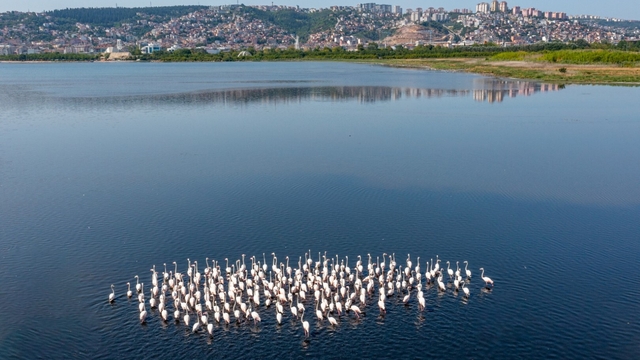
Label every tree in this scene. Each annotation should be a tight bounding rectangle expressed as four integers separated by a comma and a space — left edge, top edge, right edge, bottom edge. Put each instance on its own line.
574, 39, 590, 49
616, 40, 629, 50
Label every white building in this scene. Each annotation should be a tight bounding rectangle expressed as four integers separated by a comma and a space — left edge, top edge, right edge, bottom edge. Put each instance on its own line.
141, 43, 161, 54
476, 2, 490, 13
410, 10, 422, 22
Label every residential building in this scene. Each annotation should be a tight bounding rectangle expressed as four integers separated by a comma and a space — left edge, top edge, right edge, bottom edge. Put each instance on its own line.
476, 2, 490, 13
490, 0, 499, 12
410, 10, 422, 22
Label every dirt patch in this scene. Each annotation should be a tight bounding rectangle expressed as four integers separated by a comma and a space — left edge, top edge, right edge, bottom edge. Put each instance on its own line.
382, 24, 447, 46
106, 52, 131, 60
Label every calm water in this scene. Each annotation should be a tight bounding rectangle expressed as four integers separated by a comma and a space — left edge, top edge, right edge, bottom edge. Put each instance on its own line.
0, 62, 639, 359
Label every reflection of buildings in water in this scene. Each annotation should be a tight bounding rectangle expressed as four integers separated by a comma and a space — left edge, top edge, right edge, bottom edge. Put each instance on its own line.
138, 86, 473, 105
60, 80, 562, 107
471, 79, 562, 103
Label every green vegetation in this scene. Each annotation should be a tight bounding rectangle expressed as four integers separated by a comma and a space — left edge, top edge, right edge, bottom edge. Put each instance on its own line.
241, 6, 341, 43
420, 20, 447, 33
540, 49, 640, 64
0, 53, 99, 61
46, 6, 208, 27
137, 42, 638, 63
352, 29, 395, 41
489, 51, 528, 61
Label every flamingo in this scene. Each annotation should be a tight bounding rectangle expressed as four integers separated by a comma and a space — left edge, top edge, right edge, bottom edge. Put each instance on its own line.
437, 274, 446, 292
315, 296, 323, 321
126, 283, 132, 298
480, 268, 494, 287
139, 303, 147, 324
301, 310, 310, 338
192, 315, 201, 333
350, 304, 361, 318
462, 281, 470, 298
290, 296, 298, 318
251, 308, 261, 325
447, 261, 454, 280
115, 252, 495, 337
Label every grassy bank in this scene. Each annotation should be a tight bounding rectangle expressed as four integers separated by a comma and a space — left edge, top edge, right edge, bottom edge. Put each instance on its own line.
489, 49, 640, 65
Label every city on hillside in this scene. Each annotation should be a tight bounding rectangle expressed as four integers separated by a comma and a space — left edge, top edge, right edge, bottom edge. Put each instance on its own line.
0, 2, 639, 56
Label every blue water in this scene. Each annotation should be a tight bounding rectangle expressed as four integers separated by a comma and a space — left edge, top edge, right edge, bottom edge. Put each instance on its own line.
0, 62, 639, 359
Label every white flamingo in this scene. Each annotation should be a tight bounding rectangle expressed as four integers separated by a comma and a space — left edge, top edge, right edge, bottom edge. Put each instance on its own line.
139, 303, 147, 324
462, 281, 470, 298
480, 268, 494, 287
301, 310, 310, 338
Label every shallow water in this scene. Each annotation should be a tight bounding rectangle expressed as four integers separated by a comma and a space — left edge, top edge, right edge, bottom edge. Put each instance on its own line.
0, 62, 639, 359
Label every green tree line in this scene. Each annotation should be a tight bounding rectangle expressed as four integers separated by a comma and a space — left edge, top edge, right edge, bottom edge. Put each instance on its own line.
3, 40, 638, 64
133, 41, 640, 63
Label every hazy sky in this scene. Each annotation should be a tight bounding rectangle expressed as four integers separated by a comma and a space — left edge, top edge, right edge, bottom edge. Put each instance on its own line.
5, 0, 638, 20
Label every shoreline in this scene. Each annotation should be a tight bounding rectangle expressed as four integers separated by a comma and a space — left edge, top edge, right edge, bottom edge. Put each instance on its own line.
2, 58, 639, 85
360, 58, 640, 85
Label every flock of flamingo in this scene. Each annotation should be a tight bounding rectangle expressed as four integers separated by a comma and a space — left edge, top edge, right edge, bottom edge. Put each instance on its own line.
108, 251, 493, 338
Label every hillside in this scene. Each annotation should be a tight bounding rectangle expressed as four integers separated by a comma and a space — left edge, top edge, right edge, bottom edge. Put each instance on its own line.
241, 6, 342, 42
46, 6, 208, 27
382, 24, 449, 46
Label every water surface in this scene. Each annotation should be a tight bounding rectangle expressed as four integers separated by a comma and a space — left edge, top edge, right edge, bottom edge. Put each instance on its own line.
0, 62, 639, 359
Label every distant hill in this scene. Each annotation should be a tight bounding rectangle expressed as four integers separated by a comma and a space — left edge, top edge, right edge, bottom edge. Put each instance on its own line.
45, 6, 208, 27
241, 6, 341, 42
586, 19, 640, 29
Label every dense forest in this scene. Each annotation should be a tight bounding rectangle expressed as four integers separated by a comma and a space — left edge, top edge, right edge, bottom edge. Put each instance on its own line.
45, 6, 208, 27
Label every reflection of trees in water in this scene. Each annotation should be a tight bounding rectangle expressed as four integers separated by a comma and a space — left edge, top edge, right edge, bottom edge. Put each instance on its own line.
55, 81, 562, 107
472, 79, 563, 103
138, 86, 473, 105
